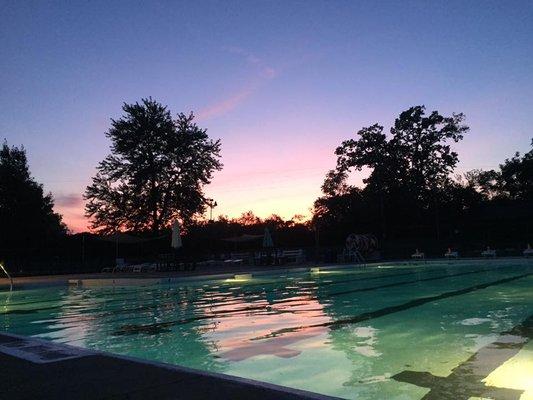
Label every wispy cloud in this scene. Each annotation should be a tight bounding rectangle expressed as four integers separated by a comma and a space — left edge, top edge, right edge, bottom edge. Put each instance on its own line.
54, 193, 83, 208
197, 86, 256, 121
224, 46, 278, 79
196, 47, 278, 121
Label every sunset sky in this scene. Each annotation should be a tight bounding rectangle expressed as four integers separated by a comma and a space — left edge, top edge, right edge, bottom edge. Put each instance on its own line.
2, 0, 532, 232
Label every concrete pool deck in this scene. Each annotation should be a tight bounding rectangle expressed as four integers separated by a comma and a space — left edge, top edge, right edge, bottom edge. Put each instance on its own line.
0, 332, 339, 400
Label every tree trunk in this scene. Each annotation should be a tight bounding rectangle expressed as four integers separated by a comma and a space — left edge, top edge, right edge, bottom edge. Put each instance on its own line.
380, 192, 387, 240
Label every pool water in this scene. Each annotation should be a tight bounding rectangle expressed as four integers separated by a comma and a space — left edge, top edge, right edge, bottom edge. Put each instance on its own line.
2, 260, 533, 399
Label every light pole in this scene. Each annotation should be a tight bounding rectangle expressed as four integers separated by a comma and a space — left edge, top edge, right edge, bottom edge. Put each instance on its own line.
206, 198, 218, 222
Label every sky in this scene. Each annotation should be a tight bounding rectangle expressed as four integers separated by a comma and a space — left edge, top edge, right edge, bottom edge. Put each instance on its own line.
1, 0, 532, 232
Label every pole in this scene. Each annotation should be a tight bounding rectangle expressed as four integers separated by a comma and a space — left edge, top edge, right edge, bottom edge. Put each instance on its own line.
206, 198, 217, 222
81, 234, 85, 267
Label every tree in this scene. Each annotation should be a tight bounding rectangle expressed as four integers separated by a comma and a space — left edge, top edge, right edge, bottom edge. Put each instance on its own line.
85, 98, 222, 233
317, 106, 469, 239
468, 139, 533, 201
235, 211, 262, 226
0, 141, 66, 249
497, 142, 533, 200
323, 106, 468, 202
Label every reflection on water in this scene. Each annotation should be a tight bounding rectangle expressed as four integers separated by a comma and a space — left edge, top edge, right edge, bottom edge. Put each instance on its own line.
208, 295, 329, 361
1, 261, 533, 400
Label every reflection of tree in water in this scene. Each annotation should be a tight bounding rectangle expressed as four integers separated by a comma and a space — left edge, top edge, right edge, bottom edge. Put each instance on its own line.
60, 285, 229, 373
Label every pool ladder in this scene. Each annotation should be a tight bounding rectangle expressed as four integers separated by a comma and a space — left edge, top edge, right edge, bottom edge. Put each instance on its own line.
0, 261, 13, 291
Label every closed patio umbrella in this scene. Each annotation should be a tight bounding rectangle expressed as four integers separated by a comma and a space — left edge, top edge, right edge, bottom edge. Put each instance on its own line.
171, 220, 182, 249
263, 227, 274, 248
262, 227, 275, 265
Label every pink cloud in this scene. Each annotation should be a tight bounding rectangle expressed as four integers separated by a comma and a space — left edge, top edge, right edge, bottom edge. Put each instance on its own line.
54, 193, 83, 208
52, 193, 88, 232
196, 85, 255, 121
196, 47, 278, 120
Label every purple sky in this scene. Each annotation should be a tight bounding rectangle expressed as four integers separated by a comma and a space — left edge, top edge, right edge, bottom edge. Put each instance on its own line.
1, 0, 532, 232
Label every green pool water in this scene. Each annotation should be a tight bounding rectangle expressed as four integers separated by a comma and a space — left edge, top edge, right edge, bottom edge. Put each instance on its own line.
2, 260, 533, 399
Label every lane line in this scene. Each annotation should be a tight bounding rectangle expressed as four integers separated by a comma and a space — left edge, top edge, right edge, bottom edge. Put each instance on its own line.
250, 272, 533, 340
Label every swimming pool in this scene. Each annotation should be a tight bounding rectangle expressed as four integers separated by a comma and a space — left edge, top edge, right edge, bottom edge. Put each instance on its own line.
2, 260, 532, 399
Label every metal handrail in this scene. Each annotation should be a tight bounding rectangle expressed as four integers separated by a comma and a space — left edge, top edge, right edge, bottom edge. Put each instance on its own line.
0, 261, 13, 291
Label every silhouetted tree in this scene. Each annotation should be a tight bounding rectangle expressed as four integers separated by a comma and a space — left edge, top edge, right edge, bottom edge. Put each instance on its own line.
0, 141, 66, 249
323, 106, 468, 202
473, 139, 533, 200
235, 211, 262, 226
85, 98, 222, 234
315, 106, 469, 240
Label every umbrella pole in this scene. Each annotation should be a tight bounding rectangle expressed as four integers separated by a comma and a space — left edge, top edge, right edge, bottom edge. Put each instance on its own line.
81, 234, 85, 269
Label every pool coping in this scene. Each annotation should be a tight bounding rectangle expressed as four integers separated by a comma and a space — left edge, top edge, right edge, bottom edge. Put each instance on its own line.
0, 331, 342, 400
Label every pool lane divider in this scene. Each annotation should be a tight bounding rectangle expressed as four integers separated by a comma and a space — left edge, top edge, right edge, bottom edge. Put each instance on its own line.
250, 272, 533, 340
2, 262, 511, 309
2, 266, 527, 335
282, 267, 504, 299
105, 268, 498, 332
105, 268, 527, 336
2, 264, 493, 315
392, 313, 533, 400
2, 267, 422, 306
2, 266, 518, 336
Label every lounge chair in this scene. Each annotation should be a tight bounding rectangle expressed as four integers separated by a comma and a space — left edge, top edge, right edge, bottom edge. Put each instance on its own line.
411, 249, 425, 259
524, 244, 533, 258
281, 249, 305, 264
132, 263, 156, 273
110, 258, 128, 273
444, 248, 459, 259
481, 247, 496, 258
223, 252, 250, 265
196, 259, 218, 267
157, 253, 178, 271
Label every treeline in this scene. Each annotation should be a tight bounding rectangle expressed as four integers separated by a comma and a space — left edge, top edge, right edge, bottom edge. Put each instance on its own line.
184, 212, 314, 255
312, 106, 532, 257
1, 101, 532, 274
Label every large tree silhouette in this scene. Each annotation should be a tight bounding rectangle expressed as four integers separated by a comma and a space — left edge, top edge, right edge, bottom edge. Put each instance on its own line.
323, 106, 468, 201
85, 98, 222, 233
0, 141, 66, 249
315, 106, 469, 239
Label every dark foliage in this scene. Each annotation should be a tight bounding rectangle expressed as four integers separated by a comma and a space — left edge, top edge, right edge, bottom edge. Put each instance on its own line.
182, 212, 313, 255
0, 141, 66, 252
471, 141, 533, 201
85, 98, 222, 234
4, 105, 532, 275
314, 107, 532, 255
